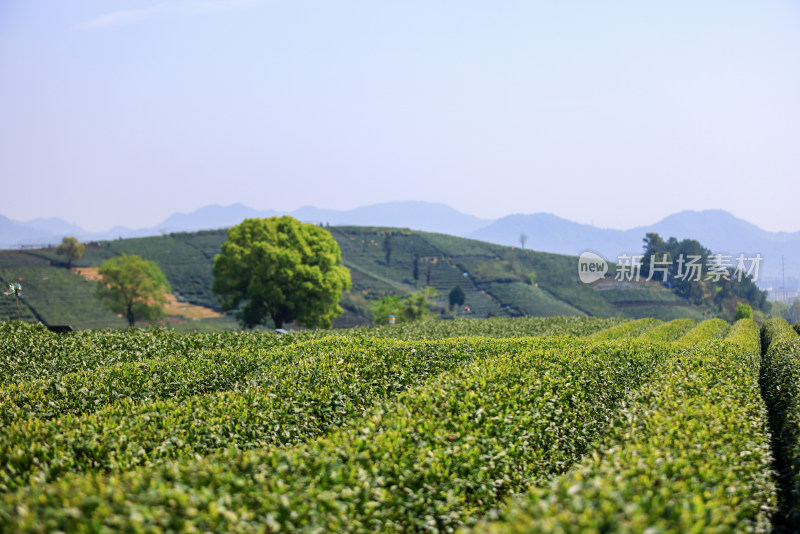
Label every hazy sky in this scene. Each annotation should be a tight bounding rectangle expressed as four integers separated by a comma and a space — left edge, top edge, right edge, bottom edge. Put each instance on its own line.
1, 1, 798, 232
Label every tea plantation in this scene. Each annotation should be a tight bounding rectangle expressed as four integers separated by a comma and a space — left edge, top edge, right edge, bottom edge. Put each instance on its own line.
1, 315, 798, 532
0, 227, 714, 330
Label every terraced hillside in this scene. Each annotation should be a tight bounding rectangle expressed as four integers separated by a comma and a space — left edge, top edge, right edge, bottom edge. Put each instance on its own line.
0, 315, 795, 532
1, 227, 708, 329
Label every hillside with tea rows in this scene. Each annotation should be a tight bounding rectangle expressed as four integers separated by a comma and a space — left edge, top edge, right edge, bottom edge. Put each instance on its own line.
0, 228, 713, 330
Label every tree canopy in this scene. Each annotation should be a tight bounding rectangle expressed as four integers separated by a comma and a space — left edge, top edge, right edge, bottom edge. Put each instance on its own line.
56, 237, 85, 270
95, 253, 171, 326
448, 285, 466, 310
212, 216, 351, 329
640, 232, 768, 314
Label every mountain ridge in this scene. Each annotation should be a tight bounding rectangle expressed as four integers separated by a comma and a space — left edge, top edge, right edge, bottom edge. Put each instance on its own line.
3, 203, 798, 279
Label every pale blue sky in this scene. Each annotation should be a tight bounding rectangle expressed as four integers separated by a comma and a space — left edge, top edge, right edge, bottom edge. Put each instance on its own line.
1, 1, 798, 232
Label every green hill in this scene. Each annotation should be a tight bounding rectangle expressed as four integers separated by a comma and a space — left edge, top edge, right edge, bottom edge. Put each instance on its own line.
0, 226, 713, 329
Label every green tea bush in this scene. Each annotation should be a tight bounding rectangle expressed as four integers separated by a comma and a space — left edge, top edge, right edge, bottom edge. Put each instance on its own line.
0, 322, 306, 387
760, 317, 800, 526
587, 317, 662, 341
674, 317, 730, 346
470, 319, 776, 533
0, 317, 622, 388
359, 316, 627, 341
2, 315, 768, 532
0, 348, 273, 425
0, 338, 673, 532
0, 336, 573, 490
635, 318, 696, 342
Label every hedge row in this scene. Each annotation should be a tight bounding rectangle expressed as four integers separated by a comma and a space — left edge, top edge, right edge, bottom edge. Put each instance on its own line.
0, 338, 674, 533
0, 336, 571, 491
760, 317, 800, 526
0, 317, 623, 387
587, 318, 662, 341
366, 316, 628, 341
0, 346, 276, 425
674, 317, 730, 346
635, 318, 696, 342
471, 319, 776, 533
0, 322, 308, 387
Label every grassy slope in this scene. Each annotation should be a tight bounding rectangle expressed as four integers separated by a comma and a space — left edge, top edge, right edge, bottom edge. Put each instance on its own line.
0, 227, 704, 329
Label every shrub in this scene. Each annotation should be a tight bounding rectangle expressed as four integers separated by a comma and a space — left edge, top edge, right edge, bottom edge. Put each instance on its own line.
734, 302, 753, 320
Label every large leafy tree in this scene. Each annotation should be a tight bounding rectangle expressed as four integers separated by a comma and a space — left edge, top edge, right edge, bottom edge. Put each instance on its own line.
212, 216, 351, 329
95, 253, 171, 326
56, 237, 85, 270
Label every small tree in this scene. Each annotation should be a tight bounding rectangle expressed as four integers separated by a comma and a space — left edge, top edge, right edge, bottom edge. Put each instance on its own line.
212, 216, 351, 329
733, 302, 753, 321
519, 232, 528, 250
403, 287, 437, 322
56, 237, 85, 270
448, 285, 466, 310
783, 299, 800, 324
371, 295, 405, 325
383, 233, 393, 266
96, 254, 171, 326
371, 287, 437, 325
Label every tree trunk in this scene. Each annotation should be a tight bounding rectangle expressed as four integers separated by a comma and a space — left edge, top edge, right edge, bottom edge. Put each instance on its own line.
127, 302, 135, 326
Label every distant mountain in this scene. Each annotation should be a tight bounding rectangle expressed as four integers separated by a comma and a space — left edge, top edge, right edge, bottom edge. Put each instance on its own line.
146, 201, 489, 237
1, 204, 797, 279
0, 215, 72, 247
156, 203, 277, 233
19, 217, 86, 237
292, 201, 491, 236
468, 209, 800, 280
469, 213, 626, 257
0, 201, 488, 248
